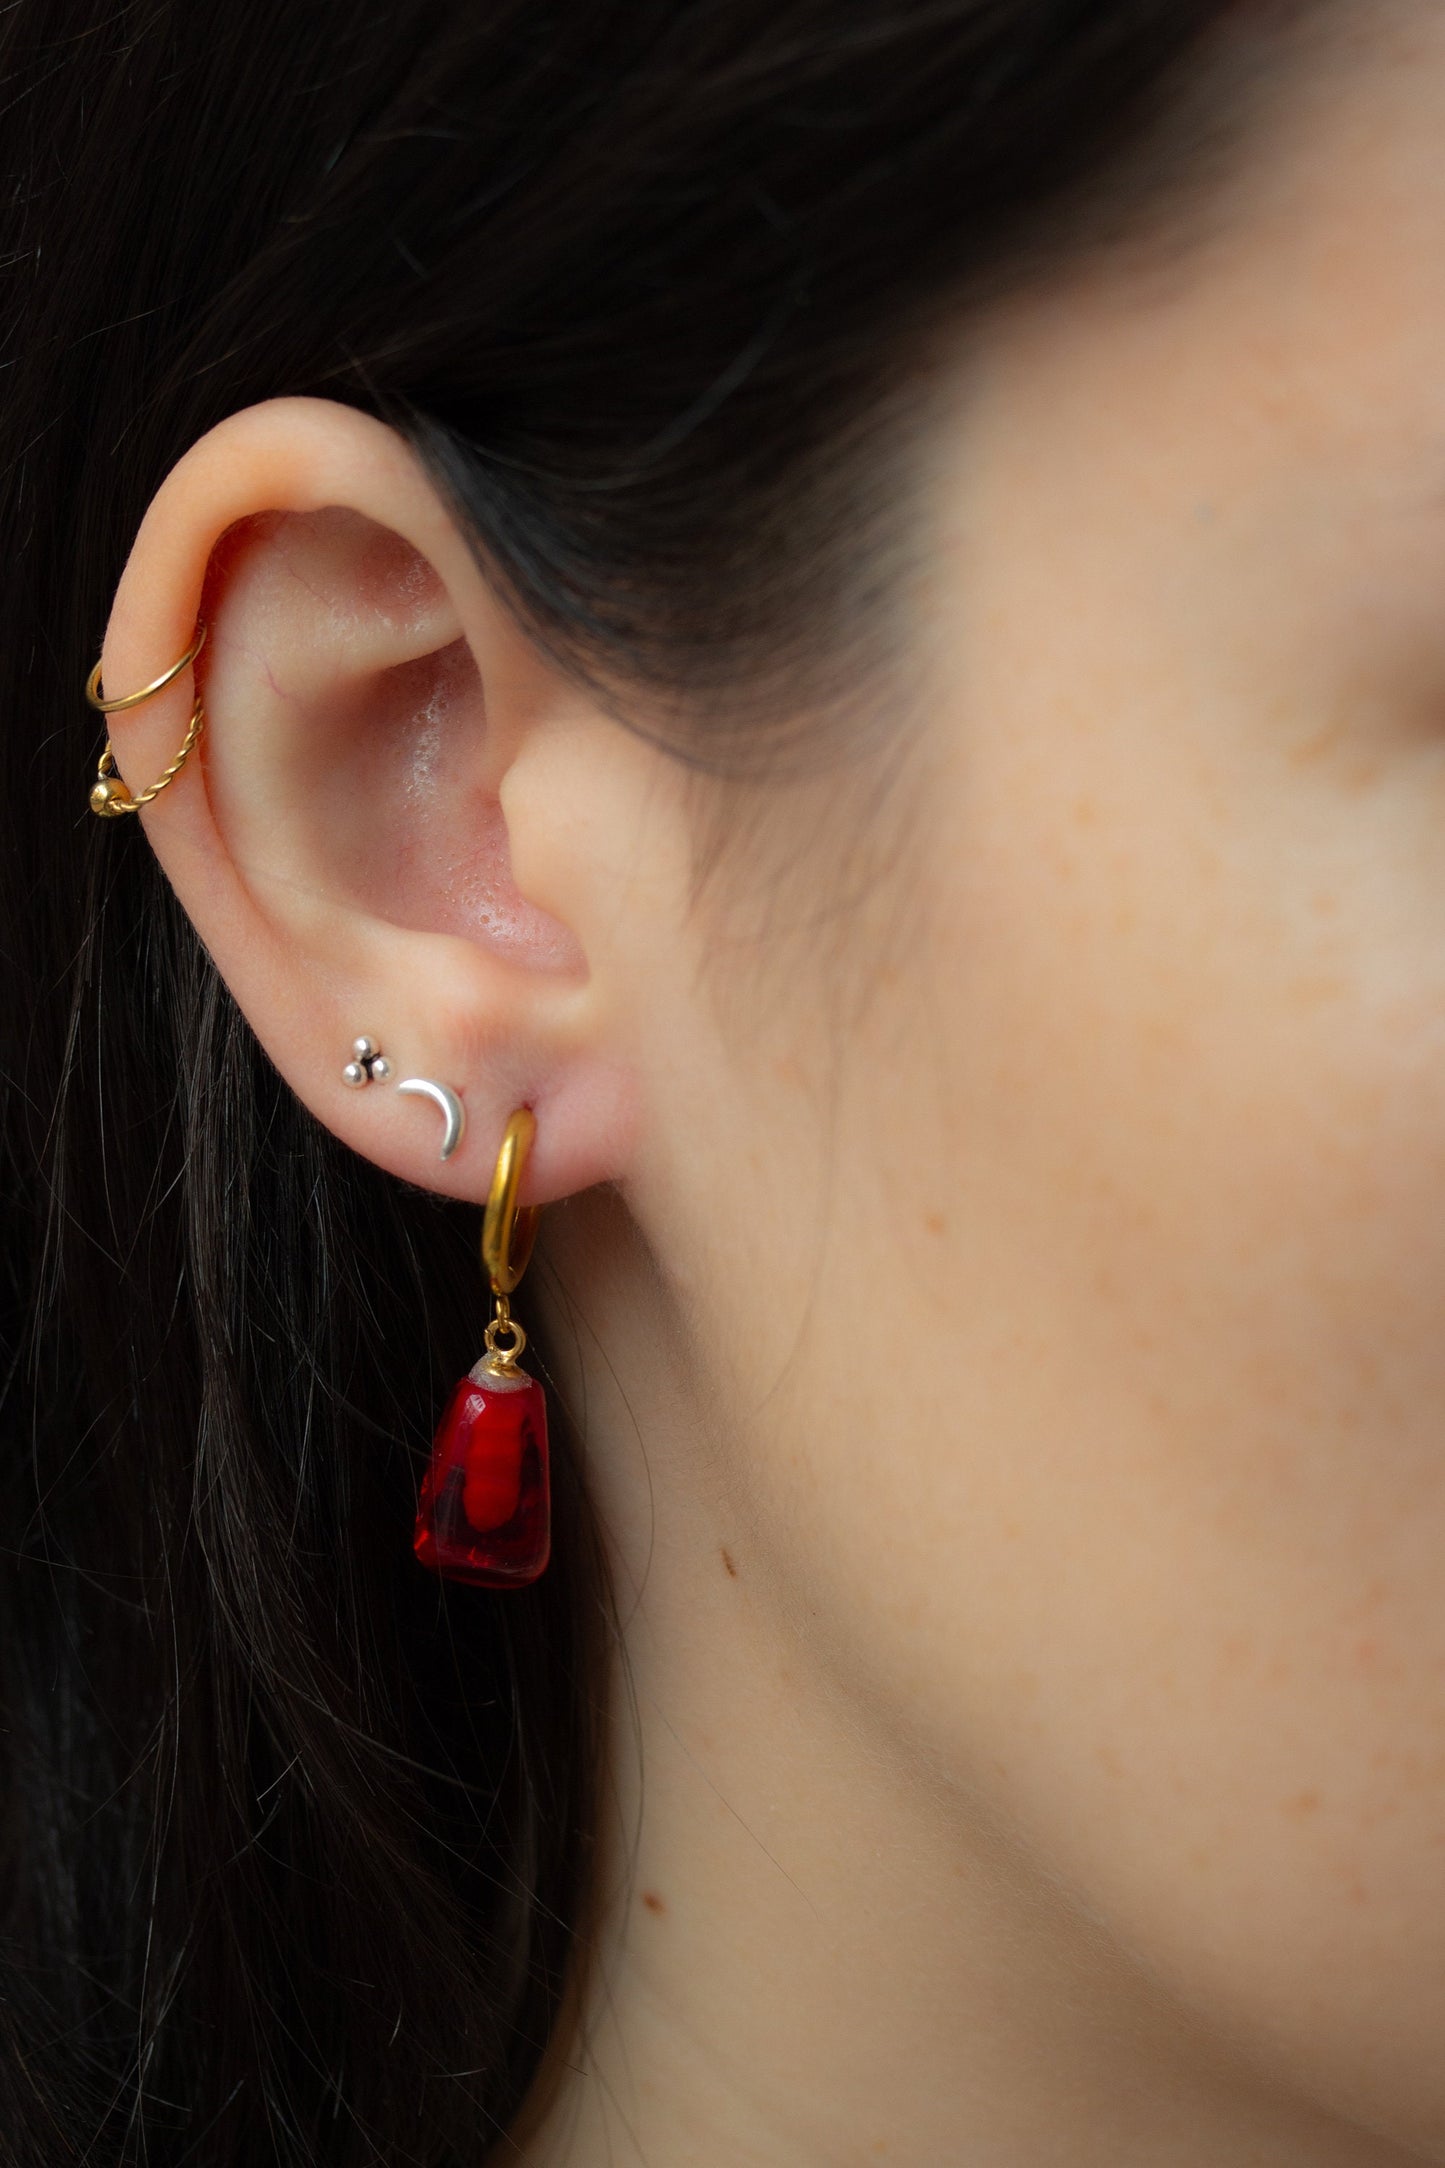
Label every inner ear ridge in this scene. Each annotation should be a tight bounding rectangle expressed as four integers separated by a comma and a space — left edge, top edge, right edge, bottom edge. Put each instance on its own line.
264, 504, 463, 676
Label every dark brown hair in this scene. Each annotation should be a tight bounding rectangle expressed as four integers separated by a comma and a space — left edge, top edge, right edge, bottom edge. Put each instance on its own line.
0, 2, 1286, 2159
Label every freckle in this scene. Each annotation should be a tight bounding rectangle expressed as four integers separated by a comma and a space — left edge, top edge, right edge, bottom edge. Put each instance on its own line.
1288, 720, 1347, 768
1342, 756, 1384, 794
720, 1546, 738, 1578
1096, 1744, 1122, 1779
923, 1210, 946, 1237
641, 1890, 667, 1916
1285, 971, 1347, 1012
1283, 1789, 1321, 1821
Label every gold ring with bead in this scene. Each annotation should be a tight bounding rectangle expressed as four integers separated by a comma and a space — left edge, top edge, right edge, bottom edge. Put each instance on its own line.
88, 695, 205, 818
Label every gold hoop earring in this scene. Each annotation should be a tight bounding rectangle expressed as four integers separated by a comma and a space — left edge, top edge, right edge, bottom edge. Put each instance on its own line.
414, 1108, 552, 1589
85, 621, 207, 818
482, 1107, 541, 1303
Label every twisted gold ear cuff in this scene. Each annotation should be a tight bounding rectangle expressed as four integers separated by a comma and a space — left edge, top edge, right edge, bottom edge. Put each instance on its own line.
85, 621, 207, 817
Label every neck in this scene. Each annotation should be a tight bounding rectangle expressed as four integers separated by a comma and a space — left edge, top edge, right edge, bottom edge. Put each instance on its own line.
512, 1191, 1420, 2168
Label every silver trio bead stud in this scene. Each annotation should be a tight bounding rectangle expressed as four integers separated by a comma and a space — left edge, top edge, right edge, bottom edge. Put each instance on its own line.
338, 1035, 465, 1160
342, 1034, 393, 1088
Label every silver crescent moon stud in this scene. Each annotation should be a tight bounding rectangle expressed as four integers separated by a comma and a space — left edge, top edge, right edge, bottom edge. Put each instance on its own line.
396, 1077, 467, 1160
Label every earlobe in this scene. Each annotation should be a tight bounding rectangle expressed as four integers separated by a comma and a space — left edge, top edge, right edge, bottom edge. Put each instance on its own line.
90, 397, 639, 1209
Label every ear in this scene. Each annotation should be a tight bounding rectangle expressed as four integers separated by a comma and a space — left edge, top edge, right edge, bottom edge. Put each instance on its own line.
93, 396, 646, 1205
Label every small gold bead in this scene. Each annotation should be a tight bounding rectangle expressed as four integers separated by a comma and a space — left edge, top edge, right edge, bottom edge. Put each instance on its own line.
89, 777, 133, 816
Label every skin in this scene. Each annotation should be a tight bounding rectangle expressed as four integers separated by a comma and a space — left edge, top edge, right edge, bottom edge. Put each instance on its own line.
96, 6, 1445, 2161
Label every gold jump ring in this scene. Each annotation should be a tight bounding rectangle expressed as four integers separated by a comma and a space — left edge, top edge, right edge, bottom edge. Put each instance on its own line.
483, 1312, 529, 1365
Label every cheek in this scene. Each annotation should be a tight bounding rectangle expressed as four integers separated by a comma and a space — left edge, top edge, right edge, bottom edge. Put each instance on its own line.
794, 693, 1445, 2141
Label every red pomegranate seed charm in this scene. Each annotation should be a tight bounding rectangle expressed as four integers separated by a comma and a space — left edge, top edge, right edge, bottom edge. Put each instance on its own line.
413, 1108, 550, 1588
414, 1359, 550, 1586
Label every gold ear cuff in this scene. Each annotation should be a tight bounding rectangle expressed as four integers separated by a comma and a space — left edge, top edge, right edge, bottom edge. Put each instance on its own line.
85, 621, 207, 818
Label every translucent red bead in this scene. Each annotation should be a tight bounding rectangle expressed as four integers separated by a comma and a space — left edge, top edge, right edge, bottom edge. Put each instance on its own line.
413, 1362, 551, 1587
